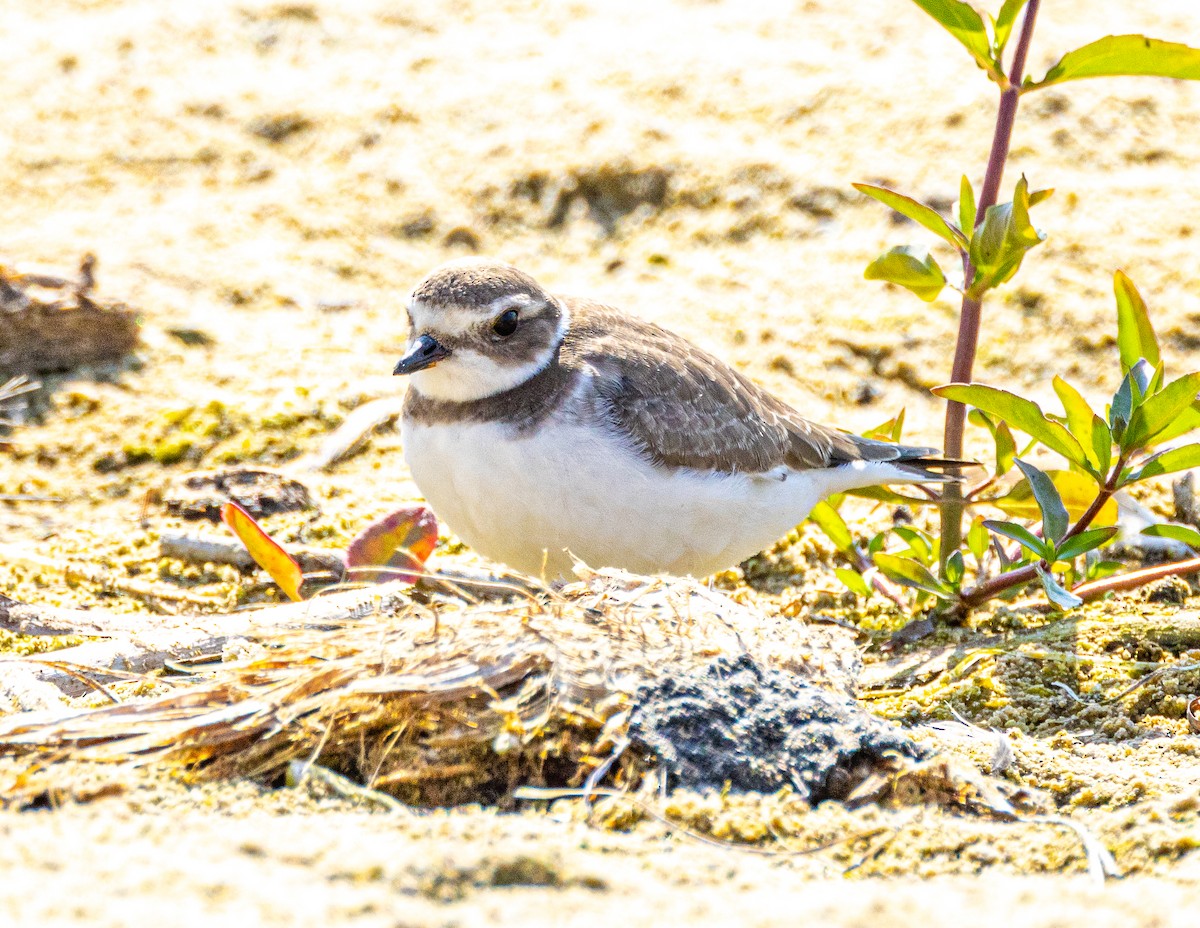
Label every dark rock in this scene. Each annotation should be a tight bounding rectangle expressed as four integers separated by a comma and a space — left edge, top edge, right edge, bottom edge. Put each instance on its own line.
1144, 575, 1190, 606
163, 468, 313, 521
628, 654, 924, 801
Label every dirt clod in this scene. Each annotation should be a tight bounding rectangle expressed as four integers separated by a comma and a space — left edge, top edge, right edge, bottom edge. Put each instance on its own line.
629, 654, 924, 801
162, 468, 313, 521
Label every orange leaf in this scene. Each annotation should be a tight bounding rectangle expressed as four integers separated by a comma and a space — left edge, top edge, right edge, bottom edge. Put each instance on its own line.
345, 505, 438, 584
221, 502, 305, 601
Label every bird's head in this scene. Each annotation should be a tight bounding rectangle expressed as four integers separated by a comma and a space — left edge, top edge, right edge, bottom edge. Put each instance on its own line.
394, 258, 567, 402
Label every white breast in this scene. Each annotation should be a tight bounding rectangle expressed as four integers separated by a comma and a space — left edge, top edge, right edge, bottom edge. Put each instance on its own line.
400, 415, 914, 579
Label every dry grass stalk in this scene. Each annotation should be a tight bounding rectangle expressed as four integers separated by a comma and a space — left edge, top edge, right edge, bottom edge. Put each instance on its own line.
0, 569, 859, 803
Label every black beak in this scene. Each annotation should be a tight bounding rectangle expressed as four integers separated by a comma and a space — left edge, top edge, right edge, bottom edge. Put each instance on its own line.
393, 334, 451, 375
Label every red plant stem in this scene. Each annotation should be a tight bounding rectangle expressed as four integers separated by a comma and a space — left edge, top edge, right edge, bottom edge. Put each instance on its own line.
940, 0, 1042, 569
1072, 556, 1200, 602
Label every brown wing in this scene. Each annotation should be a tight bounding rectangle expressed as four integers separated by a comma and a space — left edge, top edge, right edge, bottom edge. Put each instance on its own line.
561, 300, 941, 475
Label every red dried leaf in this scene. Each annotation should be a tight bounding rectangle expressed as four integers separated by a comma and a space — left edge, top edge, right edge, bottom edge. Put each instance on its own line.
221, 501, 304, 602
345, 505, 438, 584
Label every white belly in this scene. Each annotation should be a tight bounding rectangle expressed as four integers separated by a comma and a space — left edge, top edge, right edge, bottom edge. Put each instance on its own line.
400, 416, 901, 579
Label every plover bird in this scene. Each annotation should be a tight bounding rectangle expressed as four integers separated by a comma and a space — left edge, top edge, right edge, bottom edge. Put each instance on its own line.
394, 258, 955, 579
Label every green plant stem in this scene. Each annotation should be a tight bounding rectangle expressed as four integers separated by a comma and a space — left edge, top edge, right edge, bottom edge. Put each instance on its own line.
939, 0, 1042, 572
957, 454, 1122, 611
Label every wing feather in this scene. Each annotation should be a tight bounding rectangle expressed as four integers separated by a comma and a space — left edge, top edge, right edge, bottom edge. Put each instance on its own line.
559, 300, 944, 476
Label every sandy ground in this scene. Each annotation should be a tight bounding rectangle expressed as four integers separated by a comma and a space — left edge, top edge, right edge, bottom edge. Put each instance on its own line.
4, 0, 1200, 923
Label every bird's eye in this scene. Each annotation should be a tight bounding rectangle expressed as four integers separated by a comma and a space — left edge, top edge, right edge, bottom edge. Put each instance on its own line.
492, 308, 519, 337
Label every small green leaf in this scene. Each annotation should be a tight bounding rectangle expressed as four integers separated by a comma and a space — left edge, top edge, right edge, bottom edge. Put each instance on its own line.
934, 382, 1089, 467
1035, 564, 1083, 611
1141, 523, 1200, 550
958, 175, 977, 233
1014, 458, 1069, 545
893, 526, 934, 565
834, 567, 873, 598
909, 0, 999, 76
873, 552, 953, 599
864, 246, 947, 303
1091, 417, 1114, 476
1086, 558, 1124, 581
1128, 442, 1200, 482
970, 409, 1019, 477
853, 184, 968, 250
846, 485, 937, 506
868, 532, 887, 556
1027, 188, 1054, 207
1030, 35, 1200, 90
1124, 371, 1200, 450
993, 469, 1119, 525
967, 516, 989, 563
1054, 527, 1119, 562
809, 500, 855, 556
1129, 359, 1157, 400
1109, 371, 1135, 439
992, 0, 1028, 54
943, 549, 965, 586
1114, 271, 1160, 374
968, 176, 1046, 292
863, 409, 905, 443
984, 519, 1054, 562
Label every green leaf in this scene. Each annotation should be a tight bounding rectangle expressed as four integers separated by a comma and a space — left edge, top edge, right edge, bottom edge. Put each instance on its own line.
809, 500, 856, 556
1014, 458, 1069, 544
1052, 377, 1114, 475
893, 526, 934, 565
1145, 400, 1200, 446
993, 469, 1119, 525
970, 409, 1019, 477
1031, 35, 1200, 90
943, 549, 965, 586
873, 552, 953, 599
863, 408, 905, 443
1109, 371, 1134, 439
983, 519, 1054, 562
1035, 564, 1083, 611
1052, 377, 1115, 475
1129, 359, 1158, 399
967, 516, 989, 563
1114, 271, 1160, 374
992, 0, 1028, 54
957, 175, 977, 234
1141, 523, 1200, 550
933, 382, 1089, 467
853, 184, 969, 250
1054, 527, 1119, 562
909, 0, 998, 76
846, 485, 938, 506
1027, 188, 1054, 207
1086, 558, 1124, 581
864, 246, 947, 303
835, 567, 873, 598
1128, 442, 1200, 482
968, 176, 1046, 292
1124, 372, 1200, 450
1052, 376, 1101, 467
